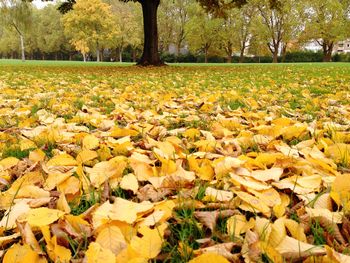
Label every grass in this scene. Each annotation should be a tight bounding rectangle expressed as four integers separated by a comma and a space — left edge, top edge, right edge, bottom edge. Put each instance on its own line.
0, 59, 349, 261
310, 220, 326, 245
2, 146, 36, 159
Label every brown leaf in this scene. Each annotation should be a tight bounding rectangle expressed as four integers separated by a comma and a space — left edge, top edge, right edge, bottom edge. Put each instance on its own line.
194, 210, 238, 232
194, 242, 239, 261
100, 180, 110, 203
137, 184, 172, 202
16, 221, 42, 255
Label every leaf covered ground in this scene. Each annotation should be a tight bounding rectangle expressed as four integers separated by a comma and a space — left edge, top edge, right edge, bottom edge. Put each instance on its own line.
0, 62, 350, 262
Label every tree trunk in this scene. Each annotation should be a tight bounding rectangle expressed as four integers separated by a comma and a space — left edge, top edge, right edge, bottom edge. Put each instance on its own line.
204, 49, 208, 63
69, 53, 72, 61
323, 42, 333, 62
132, 48, 137, 62
83, 53, 87, 62
323, 51, 332, 62
272, 49, 278, 63
226, 42, 232, 63
42, 53, 45, 60
96, 49, 100, 62
281, 44, 287, 63
19, 34, 25, 62
101, 49, 104, 62
239, 48, 245, 63
119, 47, 123, 62
138, 0, 163, 66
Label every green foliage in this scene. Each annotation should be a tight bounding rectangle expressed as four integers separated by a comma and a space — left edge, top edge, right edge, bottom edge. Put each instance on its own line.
2, 146, 36, 159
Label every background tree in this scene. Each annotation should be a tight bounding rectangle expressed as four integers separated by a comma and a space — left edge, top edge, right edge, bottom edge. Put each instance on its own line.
158, 0, 175, 53
253, 0, 301, 63
186, 3, 222, 63
0, 0, 32, 61
107, 1, 141, 62
303, 0, 350, 62
33, 0, 251, 65
35, 4, 68, 60
219, 2, 255, 63
62, 0, 118, 62
158, 0, 191, 56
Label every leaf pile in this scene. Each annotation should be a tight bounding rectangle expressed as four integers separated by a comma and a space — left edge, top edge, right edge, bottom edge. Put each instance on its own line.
0, 64, 350, 262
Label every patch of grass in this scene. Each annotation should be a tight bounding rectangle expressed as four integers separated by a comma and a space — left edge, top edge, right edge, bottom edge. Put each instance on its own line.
310, 220, 326, 245
195, 183, 207, 201
40, 142, 57, 158
73, 99, 85, 110
2, 146, 36, 159
70, 191, 100, 216
290, 212, 300, 223
112, 186, 133, 199
67, 234, 90, 259
227, 99, 247, 110
30, 104, 41, 115
161, 203, 204, 262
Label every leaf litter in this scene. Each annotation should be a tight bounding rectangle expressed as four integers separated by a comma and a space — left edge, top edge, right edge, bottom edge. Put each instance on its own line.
0, 64, 350, 262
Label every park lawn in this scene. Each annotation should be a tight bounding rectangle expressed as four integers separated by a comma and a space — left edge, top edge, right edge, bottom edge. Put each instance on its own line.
0, 61, 350, 262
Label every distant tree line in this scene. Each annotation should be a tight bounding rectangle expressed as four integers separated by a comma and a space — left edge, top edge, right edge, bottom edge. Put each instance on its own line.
0, 0, 349, 63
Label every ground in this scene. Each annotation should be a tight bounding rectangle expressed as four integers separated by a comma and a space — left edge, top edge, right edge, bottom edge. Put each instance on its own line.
0, 60, 350, 262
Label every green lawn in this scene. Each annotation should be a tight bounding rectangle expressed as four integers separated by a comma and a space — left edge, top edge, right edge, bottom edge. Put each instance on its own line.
1, 58, 350, 68
0, 60, 350, 262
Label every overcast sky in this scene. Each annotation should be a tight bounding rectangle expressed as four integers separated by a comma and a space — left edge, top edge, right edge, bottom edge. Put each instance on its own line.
32, 0, 54, 8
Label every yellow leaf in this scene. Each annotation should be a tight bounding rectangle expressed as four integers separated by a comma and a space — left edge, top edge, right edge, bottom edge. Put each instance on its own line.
214, 157, 244, 176
120, 173, 139, 194
183, 128, 200, 140
284, 219, 307, 242
3, 244, 46, 263
0, 157, 19, 171
230, 173, 271, 191
96, 225, 127, 256
0, 201, 30, 229
44, 172, 72, 191
273, 193, 290, 218
49, 236, 71, 263
188, 253, 230, 263
83, 134, 99, 150
57, 193, 71, 213
326, 143, 350, 166
275, 236, 325, 259
235, 191, 270, 215
305, 207, 342, 224
129, 152, 154, 181
46, 153, 77, 167
268, 217, 286, 247
19, 207, 65, 227
17, 185, 50, 199
87, 160, 125, 187
93, 199, 154, 228
20, 139, 36, 151
29, 149, 46, 162
110, 127, 139, 138
130, 224, 167, 259
57, 176, 81, 196
250, 167, 283, 182
159, 157, 177, 175
330, 173, 350, 209
85, 242, 115, 263
77, 150, 98, 164
227, 214, 254, 237
205, 187, 233, 202
115, 245, 147, 263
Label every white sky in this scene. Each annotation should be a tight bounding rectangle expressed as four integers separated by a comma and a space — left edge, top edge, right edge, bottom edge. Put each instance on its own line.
32, 0, 55, 9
